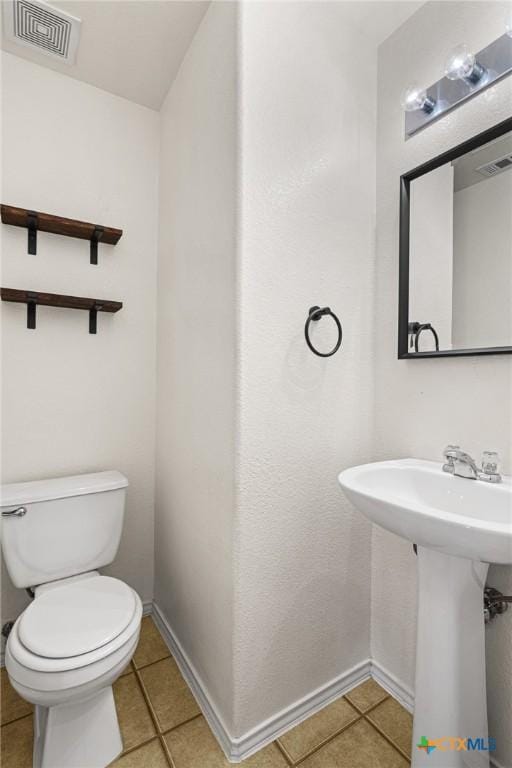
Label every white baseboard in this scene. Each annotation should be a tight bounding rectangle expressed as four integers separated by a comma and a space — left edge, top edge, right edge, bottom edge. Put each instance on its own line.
153, 600, 374, 763
151, 602, 235, 759
369, 659, 415, 713
232, 657, 372, 762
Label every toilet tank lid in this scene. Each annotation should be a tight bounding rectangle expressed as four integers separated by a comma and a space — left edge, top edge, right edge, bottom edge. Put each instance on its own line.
1, 471, 128, 507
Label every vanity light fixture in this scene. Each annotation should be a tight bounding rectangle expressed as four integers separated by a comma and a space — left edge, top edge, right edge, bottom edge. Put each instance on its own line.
445, 45, 486, 84
400, 84, 436, 114
403, 30, 512, 137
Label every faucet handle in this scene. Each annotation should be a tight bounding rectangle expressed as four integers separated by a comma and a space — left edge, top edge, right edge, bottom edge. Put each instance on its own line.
442, 444, 460, 473
481, 451, 501, 477
443, 444, 460, 457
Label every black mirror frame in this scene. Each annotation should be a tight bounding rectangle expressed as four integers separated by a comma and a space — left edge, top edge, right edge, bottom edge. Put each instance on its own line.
398, 116, 512, 359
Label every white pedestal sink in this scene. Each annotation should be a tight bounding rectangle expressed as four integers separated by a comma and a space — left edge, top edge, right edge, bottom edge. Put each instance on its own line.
338, 459, 512, 768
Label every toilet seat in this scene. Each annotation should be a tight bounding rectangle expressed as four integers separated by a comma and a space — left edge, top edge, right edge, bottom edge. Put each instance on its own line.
19, 575, 137, 659
7, 575, 142, 675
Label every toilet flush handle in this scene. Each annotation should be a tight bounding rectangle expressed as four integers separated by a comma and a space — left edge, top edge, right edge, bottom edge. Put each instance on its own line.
2, 506, 26, 517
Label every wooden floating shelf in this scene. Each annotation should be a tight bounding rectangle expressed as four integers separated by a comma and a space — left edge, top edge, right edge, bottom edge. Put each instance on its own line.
1, 204, 123, 264
1, 288, 123, 334
1, 288, 122, 312
0, 205, 122, 244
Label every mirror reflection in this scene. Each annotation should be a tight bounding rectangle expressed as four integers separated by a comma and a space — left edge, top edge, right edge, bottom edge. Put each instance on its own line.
408, 130, 512, 352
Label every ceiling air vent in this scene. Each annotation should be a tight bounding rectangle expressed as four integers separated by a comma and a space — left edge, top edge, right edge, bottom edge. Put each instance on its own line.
2, 0, 81, 64
477, 154, 512, 179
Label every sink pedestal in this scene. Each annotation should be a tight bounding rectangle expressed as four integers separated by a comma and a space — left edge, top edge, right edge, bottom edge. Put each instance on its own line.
338, 459, 511, 768
412, 547, 490, 768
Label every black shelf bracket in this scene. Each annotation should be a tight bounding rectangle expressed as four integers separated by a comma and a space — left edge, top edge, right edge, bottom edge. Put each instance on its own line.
89, 302, 103, 334
90, 225, 104, 265
26, 291, 37, 329
27, 211, 38, 255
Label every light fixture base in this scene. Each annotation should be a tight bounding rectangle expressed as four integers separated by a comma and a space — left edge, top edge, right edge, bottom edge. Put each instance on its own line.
405, 33, 512, 138
422, 95, 436, 114
464, 60, 486, 84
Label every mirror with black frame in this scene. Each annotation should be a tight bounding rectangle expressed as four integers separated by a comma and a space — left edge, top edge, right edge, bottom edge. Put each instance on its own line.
398, 118, 512, 358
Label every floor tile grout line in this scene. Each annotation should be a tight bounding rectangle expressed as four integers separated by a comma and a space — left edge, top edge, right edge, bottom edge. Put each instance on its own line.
274, 736, 296, 766
159, 733, 177, 768
119, 734, 161, 758
117, 731, 177, 768
132, 621, 213, 765
278, 690, 397, 767
134, 665, 203, 735
161, 712, 204, 736
131, 668, 175, 768
133, 667, 164, 734
0, 711, 33, 728
132, 652, 171, 673
132, 618, 201, 767
289, 713, 365, 767
345, 693, 390, 717
363, 715, 411, 763
274, 692, 386, 766
342, 696, 367, 719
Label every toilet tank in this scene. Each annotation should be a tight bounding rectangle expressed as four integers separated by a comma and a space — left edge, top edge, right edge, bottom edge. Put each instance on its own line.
1, 471, 128, 588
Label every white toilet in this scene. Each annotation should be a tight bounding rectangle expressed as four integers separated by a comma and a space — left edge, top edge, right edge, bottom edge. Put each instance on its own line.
1, 471, 142, 768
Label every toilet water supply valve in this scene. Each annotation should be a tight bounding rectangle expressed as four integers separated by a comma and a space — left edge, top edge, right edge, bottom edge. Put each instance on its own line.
484, 587, 511, 624
412, 546, 510, 624
2, 621, 14, 640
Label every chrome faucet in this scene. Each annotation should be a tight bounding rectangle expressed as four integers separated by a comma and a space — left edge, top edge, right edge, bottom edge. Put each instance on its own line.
442, 445, 502, 483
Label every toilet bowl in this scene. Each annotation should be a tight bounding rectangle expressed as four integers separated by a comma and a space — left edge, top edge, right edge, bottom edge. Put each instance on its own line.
1, 470, 141, 768
6, 571, 142, 768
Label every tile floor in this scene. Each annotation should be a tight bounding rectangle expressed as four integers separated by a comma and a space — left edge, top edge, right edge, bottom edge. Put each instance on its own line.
1, 616, 412, 767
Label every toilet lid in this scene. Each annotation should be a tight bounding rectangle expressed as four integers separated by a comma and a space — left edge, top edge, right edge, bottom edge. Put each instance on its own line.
18, 576, 137, 659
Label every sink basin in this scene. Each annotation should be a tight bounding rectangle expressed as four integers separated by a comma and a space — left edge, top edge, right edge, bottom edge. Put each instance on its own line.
337, 458, 512, 768
338, 458, 512, 564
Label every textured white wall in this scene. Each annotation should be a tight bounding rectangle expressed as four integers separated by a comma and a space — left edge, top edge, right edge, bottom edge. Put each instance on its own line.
234, 1, 376, 736
374, 3, 512, 765
154, 3, 238, 732
409, 164, 453, 351
452, 171, 512, 348
1, 53, 159, 623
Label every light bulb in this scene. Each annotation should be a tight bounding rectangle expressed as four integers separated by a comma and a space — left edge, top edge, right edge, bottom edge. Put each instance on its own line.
445, 44, 486, 84
400, 83, 436, 114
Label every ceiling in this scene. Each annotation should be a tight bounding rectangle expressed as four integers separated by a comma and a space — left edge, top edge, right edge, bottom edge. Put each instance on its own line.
1, 0, 210, 109
454, 133, 512, 192
339, 1, 424, 47
1, 1, 423, 111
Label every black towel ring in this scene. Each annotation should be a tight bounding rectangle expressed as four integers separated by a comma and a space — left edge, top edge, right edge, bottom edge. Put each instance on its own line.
304, 306, 343, 357
414, 323, 439, 352
408, 321, 440, 352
